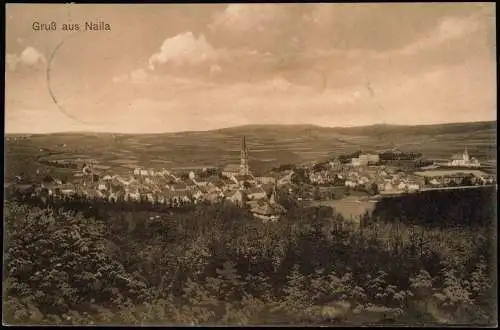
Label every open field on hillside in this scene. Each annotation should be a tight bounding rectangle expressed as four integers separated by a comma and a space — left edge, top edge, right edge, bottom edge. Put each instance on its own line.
5, 121, 496, 181
307, 196, 377, 220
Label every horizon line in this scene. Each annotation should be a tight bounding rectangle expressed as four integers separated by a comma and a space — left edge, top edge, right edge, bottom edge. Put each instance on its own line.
5, 119, 497, 136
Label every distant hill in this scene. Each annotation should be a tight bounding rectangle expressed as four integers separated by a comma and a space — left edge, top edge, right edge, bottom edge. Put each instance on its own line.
5, 121, 496, 178
215, 121, 496, 137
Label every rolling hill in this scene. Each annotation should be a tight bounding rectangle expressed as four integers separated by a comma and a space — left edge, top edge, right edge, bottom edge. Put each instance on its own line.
5, 121, 497, 178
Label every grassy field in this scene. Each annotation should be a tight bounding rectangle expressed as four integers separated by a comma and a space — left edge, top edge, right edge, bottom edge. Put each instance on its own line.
414, 169, 489, 177
308, 196, 377, 221
5, 121, 496, 181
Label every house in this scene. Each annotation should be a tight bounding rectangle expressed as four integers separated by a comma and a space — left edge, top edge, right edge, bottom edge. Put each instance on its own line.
247, 187, 267, 200
207, 180, 224, 190
252, 203, 281, 222
227, 190, 247, 206
195, 180, 208, 187
41, 183, 57, 196
351, 154, 378, 167
135, 168, 151, 176
358, 176, 370, 185
83, 189, 99, 199
146, 193, 155, 203
222, 164, 241, 178
109, 190, 124, 202
310, 172, 326, 184
318, 186, 343, 199
162, 189, 191, 204
398, 182, 407, 191
383, 182, 394, 192
278, 172, 294, 185
60, 183, 75, 195
329, 160, 342, 171
233, 174, 255, 185
375, 180, 385, 192
96, 190, 106, 199
345, 180, 357, 188
125, 191, 141, 201
351, 158, 364, 167
192, 189, 206, 202
407, 182, 420, 192
255, 177, 275, 185
170, 183, 188, 191
250, 189, 286, 222
366, 154, 380, 164
159, 169, 170, 176
207, 191, 223, 203
429, 178, 441, 186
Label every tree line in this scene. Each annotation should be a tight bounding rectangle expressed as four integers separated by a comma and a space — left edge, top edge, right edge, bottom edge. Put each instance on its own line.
3, 191, 497, 325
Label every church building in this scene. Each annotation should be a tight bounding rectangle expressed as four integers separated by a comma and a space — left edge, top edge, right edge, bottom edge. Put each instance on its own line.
447, 147, 480, 168
222, 136, 253, 178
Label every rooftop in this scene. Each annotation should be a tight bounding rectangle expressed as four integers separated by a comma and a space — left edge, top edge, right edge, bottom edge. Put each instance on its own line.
223, 164, 241, 172
234, 174, 254, 181
247, 187, 266, 194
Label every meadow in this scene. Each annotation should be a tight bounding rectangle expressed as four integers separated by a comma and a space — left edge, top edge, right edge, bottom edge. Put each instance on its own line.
307, 196, 377, 221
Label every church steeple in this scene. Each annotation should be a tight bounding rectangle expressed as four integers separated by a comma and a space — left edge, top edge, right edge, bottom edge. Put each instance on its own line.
240, 136, 249, 175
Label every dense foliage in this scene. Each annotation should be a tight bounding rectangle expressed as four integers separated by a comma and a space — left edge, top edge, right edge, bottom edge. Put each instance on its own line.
373, 186, 496, 228
3, 198, 497, 325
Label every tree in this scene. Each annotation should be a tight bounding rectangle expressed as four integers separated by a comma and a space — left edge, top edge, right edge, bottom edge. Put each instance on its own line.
281, 264, 310, 319
312, 187, 321, 201
370, 183, 380, 195
291, 169, 310, 185
462, 175, 474, 186
4, 201, 149, 322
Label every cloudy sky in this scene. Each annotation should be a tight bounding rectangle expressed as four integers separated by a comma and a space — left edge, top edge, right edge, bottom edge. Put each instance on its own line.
5, 3, 496, 133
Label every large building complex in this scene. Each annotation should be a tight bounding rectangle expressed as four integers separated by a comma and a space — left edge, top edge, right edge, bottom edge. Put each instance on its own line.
447, 147, 481, 168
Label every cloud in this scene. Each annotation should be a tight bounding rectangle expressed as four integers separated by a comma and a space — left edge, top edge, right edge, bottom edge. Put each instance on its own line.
112, 68, 152, 84
148, 32, 218, 70
6, 46, 46, 71
207, 4, 304, 54
209, 4, 286, 34
264, 77, 293, 92
6, 54, 19, 71
209, 64, 222, 75
397, 15, 482, 56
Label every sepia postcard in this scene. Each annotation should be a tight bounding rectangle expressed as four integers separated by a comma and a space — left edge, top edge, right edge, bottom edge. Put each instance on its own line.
3, 3, 497, 326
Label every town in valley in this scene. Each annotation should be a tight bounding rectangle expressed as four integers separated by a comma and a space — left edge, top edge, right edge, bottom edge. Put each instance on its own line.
5, 129, 496, 225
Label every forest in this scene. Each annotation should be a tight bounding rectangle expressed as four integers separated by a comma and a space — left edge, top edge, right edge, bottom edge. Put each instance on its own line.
372, 186, 496, 228
3, 193, 497, 325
